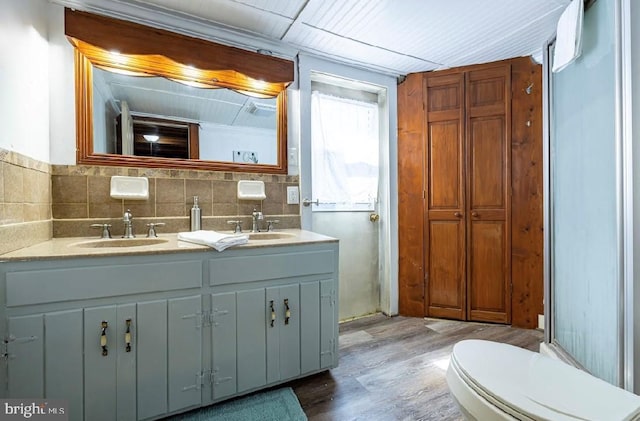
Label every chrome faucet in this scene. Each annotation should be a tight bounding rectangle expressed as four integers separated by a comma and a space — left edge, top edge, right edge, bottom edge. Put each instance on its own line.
251, 207, 264, 232
122, 209, 135, 238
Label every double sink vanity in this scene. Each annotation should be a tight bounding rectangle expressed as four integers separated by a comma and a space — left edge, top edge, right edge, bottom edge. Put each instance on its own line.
0, 229, 339, 421
0, 7, 337, 420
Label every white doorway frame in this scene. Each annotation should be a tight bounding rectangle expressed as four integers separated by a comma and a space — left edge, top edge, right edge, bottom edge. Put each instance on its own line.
297, 54, 399, 316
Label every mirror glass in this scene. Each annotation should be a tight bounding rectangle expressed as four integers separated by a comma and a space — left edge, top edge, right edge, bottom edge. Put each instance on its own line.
92, 66, 278, 165
66, 8, 293, 174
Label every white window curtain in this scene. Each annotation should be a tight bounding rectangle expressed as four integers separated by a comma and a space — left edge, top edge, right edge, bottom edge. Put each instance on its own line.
311, 91, 379, 211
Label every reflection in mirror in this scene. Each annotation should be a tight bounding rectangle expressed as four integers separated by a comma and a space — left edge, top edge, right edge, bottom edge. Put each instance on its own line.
92, 67, 278, 164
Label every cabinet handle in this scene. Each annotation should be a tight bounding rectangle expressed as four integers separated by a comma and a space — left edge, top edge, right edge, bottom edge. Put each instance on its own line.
284, 299, 291, 325
269, 300, 276, 327
125, 319, 132, 352
472, 211, 479, 217
454, 212, 463, 218
100, 321, 108, 356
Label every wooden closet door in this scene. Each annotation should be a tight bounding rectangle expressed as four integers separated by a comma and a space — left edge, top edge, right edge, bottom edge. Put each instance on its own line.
465, 66, 511, 323
424, 73, 466, 320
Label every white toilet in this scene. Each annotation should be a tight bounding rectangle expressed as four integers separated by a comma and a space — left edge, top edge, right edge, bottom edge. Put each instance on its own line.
446, 339, 640, 420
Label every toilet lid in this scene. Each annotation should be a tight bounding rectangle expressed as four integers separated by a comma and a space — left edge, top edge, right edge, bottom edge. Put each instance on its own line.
451, 340, 640, 421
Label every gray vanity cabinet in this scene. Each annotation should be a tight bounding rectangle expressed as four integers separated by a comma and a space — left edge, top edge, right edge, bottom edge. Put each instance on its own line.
1, 240, 339, 421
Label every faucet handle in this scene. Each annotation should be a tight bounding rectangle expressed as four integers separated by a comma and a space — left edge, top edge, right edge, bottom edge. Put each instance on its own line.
266, 220, 280, 232
91, 224, 112, 239
227, 220, 243, 233
145, 223, 165, 238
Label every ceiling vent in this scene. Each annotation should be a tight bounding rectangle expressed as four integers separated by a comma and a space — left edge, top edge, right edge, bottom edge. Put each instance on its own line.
247, 101, 277, 117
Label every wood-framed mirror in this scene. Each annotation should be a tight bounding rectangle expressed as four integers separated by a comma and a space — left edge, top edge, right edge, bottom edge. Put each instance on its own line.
66, 8, 294, 174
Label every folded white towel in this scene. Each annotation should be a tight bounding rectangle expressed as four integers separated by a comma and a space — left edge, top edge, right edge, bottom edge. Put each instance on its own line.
177, 230, 249, 252
552, 0, 584, 73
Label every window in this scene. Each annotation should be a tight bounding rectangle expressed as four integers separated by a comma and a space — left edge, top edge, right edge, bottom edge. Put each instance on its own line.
310, 91, 379, 211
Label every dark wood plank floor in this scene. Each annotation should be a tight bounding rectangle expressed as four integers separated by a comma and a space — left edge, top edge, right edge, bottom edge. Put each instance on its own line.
290, 314, 544, 421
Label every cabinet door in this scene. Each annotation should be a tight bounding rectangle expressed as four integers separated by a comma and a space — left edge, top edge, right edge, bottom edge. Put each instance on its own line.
266, 284, 300, 384
168, 295, 202, 413
84, 306, 117, 421
236, 288, 266, 392
7, 315, 44, 398
300, 282, 320, 374
320, 279, 336, 369
137, 300, 168, 420
45, 310, 83, 421
211, 292, 237, 400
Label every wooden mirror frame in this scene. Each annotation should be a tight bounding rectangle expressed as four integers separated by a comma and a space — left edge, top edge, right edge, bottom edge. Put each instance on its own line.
66, 8, 293, 174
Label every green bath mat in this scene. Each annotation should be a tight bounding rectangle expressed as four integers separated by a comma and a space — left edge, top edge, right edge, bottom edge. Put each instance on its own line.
165, 387, 307, 421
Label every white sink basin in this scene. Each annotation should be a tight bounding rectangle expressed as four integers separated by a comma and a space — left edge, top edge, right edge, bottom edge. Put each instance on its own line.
70, 238, 169, 249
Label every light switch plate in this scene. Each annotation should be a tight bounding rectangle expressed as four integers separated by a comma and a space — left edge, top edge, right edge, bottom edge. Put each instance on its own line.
287, 186, 299, 204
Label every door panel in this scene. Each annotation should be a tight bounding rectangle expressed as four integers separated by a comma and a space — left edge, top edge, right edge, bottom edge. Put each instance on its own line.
45, 310, 83, 421
429, 121, 463, 209
265, 287, 280, 384
236, 288, 266, 392
468, 78, 505, 108
320, 279, 335, 369
468, 222, 509, 323
469, 117, 506, 208
8, 315, 44, 398
300, 282, 320, 373
427, 221, 465, 319
426, 73, 463, 113
84, 306, 117, 421
211, 292, 237, 400
137, 300, 168, 420
116, 304, 136, 421
168, 296, 202, 412
279, 284, 300, 381
466, 66, 511, 323
425, 72, 465, 320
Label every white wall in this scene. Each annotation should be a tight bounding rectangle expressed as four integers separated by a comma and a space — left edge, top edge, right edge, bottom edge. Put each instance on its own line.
48, 4, 76, 165
199, 123, 276, 164
0, 0, 52, 162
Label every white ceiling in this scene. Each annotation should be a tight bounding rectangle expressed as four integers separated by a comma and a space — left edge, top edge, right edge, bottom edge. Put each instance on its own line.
56, 0, 570, 75
93, 67, 277, 130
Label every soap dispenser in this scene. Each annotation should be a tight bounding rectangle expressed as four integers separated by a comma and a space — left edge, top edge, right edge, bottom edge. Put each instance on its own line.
190, 196, 202, 231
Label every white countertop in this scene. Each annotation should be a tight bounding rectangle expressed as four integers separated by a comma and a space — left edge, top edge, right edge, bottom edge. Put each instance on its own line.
0, 229, 337, 262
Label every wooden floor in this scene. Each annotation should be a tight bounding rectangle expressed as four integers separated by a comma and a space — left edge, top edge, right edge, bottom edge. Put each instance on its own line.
289, 314, 544, 421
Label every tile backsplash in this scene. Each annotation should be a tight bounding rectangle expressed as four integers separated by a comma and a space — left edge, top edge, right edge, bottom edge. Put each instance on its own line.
0, 149, 301, 252
51, 165, 300, 237
0, 149, 52, 255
